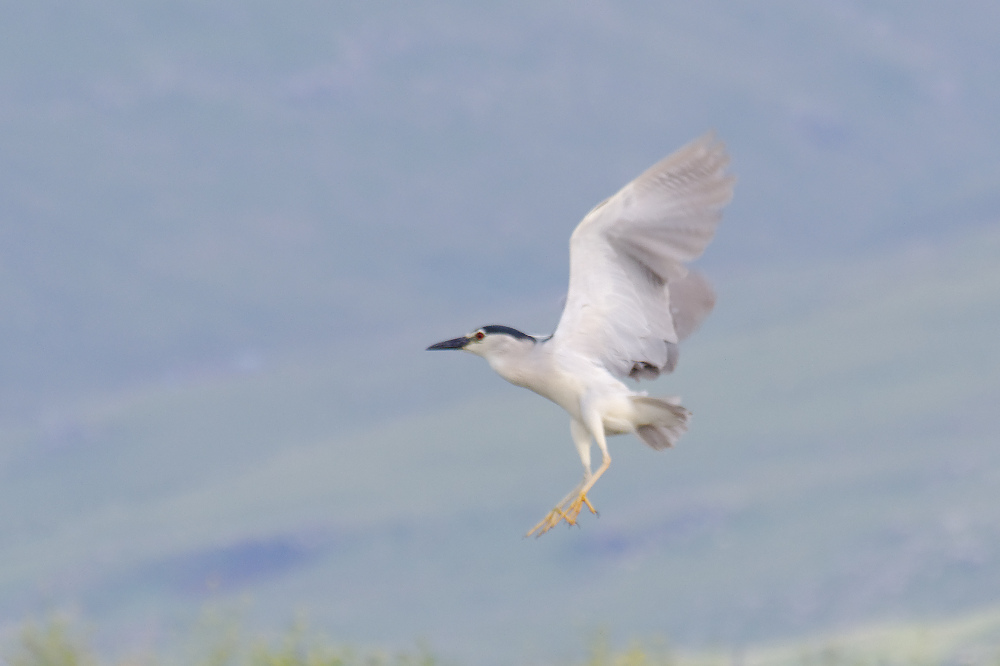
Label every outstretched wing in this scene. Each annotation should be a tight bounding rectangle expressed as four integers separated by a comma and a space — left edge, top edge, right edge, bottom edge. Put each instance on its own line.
551, 133, 734, 379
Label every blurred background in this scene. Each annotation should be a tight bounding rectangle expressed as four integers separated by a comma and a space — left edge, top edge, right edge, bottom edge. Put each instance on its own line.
1, 1, 999, 663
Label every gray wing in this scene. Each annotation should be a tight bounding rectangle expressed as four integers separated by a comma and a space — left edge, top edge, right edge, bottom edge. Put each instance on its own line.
551, 133, 734, 379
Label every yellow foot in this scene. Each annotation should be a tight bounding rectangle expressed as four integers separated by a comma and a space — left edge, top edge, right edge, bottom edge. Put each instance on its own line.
564, 492, 598, 524
525, 493, 598, 538
525, 506, 568, 538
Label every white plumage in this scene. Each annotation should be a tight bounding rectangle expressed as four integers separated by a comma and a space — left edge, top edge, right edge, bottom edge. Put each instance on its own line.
428, 133, 734, 536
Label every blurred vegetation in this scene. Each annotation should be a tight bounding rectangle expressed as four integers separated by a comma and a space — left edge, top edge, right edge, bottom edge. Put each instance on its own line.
5, 619, 97, 666
4, 615, 439, 666
6, 616, 1000, 666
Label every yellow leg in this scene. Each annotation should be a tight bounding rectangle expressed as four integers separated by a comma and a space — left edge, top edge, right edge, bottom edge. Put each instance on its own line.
525, 413, 610, 538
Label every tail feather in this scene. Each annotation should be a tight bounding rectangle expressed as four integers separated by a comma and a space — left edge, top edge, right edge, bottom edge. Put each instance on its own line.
631, 396, 690, 450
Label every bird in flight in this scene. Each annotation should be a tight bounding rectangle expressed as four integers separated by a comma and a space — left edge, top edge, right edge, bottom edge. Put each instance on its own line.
428, 134, 734, 536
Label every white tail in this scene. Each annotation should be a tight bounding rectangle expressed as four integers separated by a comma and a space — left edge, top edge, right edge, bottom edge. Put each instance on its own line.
631, 396, 690, 450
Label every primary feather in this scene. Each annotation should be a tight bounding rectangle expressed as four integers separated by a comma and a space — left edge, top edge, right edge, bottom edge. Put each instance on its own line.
552, 133, 734, 380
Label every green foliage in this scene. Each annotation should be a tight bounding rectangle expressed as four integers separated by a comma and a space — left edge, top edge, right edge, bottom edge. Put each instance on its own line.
5, 619, 98, 666
584, 633, 675, 666
3, 616, 441, 666
6, 615, 1000, 666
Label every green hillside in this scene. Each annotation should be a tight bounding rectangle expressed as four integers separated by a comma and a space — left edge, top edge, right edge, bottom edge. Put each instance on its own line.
4, 2, 1000, 664
3, 0, 1000, 420
2, 224, 997, 662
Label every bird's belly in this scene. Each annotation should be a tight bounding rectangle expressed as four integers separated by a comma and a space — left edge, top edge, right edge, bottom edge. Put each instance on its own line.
522, 358, 639, 435
598, 398, 639, 436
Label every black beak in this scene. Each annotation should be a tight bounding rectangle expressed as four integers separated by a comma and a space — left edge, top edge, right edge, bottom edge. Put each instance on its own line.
426, 336, 469, 351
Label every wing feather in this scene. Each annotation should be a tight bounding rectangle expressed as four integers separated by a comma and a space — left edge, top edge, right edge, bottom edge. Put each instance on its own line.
551, 133, 734, 379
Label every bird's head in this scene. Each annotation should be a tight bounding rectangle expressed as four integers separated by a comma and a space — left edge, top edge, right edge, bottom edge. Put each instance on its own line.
426, 325, 538, 362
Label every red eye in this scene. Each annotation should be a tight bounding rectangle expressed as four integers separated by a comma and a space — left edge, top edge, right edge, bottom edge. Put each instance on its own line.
475, 331, 485, 340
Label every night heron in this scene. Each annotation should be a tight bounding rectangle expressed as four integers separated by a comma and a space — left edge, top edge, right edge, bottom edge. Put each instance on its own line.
428, 134, 734, 536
